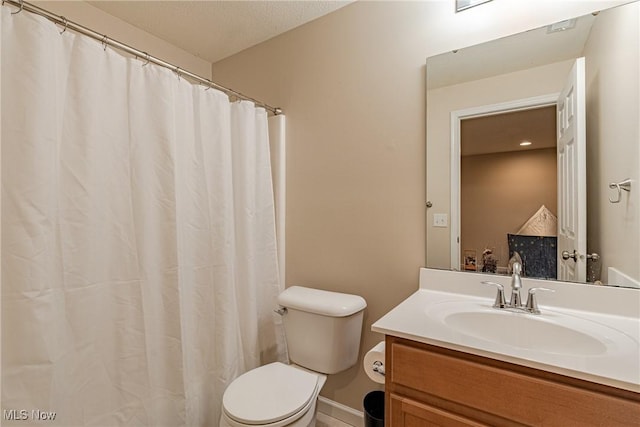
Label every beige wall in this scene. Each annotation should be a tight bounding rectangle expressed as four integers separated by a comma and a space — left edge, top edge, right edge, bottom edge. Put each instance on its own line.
211, 0, 627, 411
426, 59, 572, 268
584, 2, 639, 283
461, 149, 557, 269
32, 1, 211, 78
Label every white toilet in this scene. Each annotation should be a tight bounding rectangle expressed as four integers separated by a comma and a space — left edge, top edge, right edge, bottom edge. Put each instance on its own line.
220, 286, 367, 427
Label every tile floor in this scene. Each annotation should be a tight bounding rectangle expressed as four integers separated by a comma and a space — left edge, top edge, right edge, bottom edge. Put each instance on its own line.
316, 412, 354, 427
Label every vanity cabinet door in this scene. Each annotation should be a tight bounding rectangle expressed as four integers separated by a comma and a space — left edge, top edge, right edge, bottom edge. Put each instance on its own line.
390, 394, 488, 427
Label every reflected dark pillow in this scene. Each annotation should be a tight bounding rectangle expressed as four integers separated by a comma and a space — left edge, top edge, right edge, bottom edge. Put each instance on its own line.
507, 234, 557, 279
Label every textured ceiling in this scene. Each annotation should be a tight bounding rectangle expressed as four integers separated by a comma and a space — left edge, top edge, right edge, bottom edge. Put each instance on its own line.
88, 1, 352, 63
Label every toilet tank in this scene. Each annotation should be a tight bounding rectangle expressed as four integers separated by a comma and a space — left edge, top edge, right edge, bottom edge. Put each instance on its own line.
277, 286, 367, 375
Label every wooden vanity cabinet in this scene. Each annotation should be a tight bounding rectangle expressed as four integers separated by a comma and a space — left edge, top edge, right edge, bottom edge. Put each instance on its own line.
385, 336, 640, 427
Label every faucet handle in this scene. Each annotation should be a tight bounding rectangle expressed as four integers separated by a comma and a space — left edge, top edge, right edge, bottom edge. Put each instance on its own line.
525, 287, 555, 314
481, 281, 506, 308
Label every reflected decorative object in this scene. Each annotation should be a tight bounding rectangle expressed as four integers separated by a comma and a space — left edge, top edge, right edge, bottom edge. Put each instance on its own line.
481, 249, 498, 273
455, 0, 492, 13
464, 249, 477, 271
587, 254, 603, 283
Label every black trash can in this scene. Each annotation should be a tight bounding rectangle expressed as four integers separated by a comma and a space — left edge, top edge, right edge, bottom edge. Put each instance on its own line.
363, 390, 384, 427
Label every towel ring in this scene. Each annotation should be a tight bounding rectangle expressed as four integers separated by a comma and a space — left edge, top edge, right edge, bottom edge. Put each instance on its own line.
608, 179, 631, 203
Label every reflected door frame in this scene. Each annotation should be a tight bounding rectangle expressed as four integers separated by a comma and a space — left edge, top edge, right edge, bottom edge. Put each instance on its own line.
450, 93, 559, 270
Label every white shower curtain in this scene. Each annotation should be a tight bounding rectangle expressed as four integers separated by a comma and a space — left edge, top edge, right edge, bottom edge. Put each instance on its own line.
1, 7, 285, 426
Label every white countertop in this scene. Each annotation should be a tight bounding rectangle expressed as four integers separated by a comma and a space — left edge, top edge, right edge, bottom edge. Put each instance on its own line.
372, 268, 640, 392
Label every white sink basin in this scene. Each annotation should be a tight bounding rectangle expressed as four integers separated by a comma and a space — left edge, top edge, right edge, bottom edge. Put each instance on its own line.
426, 301, 637, 357
444, 310, 606, 355
371, 269, 640, 392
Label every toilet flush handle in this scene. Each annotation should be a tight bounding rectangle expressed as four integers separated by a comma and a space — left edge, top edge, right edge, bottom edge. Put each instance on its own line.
274, 307, 287, 316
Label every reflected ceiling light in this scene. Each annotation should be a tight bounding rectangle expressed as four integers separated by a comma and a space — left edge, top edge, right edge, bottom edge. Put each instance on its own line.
455, 0, 492, 13
520, 141, 533, 146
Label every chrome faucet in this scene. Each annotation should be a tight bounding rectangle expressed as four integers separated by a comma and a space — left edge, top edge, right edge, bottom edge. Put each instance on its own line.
482, 261, 555, 314
509, 261, 523, 308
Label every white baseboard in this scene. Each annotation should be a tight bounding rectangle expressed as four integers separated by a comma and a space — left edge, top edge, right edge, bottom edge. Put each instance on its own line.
317, 396, 364, 427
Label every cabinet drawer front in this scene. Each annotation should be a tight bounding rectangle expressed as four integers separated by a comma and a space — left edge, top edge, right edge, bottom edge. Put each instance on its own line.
390, 393, 489, 427
390, 342, 640, 426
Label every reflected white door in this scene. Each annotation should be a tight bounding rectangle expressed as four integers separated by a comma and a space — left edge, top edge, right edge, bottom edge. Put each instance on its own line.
557, 57, 586, 282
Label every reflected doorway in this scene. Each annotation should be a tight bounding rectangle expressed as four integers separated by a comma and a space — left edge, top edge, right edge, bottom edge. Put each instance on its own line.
459, 106, 557, 276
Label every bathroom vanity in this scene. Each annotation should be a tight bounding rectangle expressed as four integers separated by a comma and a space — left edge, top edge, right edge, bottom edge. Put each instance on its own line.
385, 336, 639, 426
373, 269, 640, 426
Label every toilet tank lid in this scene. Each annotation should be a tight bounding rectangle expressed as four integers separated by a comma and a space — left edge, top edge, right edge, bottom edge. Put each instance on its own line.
278, 286, 367, 317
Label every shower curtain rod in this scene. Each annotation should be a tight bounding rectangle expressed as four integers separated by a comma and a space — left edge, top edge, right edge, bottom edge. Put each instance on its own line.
3, 0, 282, 115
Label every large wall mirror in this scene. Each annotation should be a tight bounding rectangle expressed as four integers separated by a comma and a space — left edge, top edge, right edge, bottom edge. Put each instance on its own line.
426, 1, 639, 288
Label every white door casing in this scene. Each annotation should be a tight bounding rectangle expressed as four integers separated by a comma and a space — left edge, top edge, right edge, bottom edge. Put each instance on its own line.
557, 57, 587, 282
449, 94, 558, 271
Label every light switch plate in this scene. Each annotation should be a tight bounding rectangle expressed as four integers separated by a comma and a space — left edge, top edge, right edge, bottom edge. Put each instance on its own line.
433, 213, 448, 227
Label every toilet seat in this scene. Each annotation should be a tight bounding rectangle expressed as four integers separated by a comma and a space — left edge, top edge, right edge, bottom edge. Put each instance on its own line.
222, 362, 320, 426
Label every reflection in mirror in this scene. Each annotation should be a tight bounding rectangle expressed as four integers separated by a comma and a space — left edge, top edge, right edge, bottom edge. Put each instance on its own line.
460, 107, 557, 278
426, 1, 639, 288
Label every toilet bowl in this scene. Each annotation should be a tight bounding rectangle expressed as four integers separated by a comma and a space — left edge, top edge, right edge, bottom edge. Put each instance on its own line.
219, 363, 327, 427
220, 286, 366, 427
